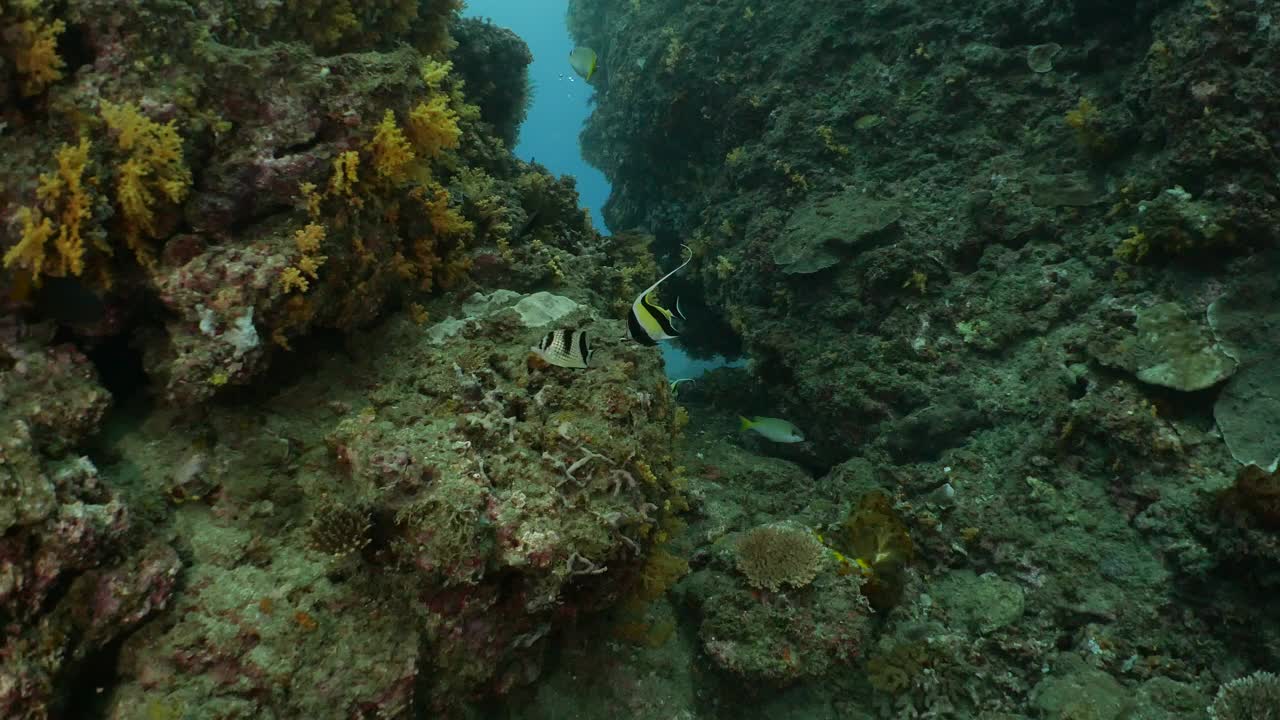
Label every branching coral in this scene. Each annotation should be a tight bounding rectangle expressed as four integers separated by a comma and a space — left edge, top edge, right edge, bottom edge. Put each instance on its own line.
3, 139, 96, 285
100, 101, 192, 267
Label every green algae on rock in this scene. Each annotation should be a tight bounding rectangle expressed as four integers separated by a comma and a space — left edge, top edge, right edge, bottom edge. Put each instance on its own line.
773, 191, 903, 275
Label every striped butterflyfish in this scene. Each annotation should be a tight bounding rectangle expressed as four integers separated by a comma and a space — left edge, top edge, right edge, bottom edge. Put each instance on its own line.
532, 328, 593, 369
626, 245, 692, 346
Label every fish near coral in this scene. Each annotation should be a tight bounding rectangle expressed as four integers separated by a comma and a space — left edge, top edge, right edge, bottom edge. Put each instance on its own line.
740, 416, 805, 443
531, 328, 592, 369
569, 47, 598, 82
626, 245, 690, 345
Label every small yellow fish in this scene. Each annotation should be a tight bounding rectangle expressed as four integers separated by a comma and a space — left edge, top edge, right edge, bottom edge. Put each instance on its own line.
739, 416, 805, 443
568, 47, 598, 82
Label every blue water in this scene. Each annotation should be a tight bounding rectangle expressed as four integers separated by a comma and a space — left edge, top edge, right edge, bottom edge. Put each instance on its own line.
462, 0, 609, 232
462, 1, 742, 381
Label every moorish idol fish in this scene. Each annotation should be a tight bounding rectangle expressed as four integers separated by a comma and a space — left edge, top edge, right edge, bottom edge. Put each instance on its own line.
532, 328, 593, 369
627, 245, 691, 346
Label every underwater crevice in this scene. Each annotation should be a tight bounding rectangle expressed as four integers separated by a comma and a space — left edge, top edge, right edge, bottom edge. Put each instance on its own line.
84, 331, 150, 405
60, 630, 129, 719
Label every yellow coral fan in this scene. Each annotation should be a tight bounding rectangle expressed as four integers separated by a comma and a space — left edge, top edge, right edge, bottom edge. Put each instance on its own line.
3, 139, 95, 284
366, 110, 416, 183
1064, 96, 1098, 130
636, 549, 689, 601
14, 17, 66, 96
407, 95, 461, 160
100, 101, 192, 265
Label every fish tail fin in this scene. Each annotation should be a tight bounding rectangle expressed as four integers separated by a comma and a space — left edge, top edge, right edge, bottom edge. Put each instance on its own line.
636, 246, 695, 305
739, 416, 753, 431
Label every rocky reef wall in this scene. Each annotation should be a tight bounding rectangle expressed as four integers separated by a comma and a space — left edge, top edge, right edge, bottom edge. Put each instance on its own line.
1, 1, 687, 716
563, 0, 1280, 716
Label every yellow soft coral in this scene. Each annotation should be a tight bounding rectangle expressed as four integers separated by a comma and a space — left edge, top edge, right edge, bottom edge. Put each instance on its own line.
327, 150, 361, 201
415, 182, 469, 238
407, 95, 461, 160
366, 110, 416, 183
4, 208, 55, 280
279, 266, 310, 293
280, 222, 327, 293
14, 17, 66, 96
3, 139, 95, 284
419, 58, 452, 88
100, 101, 192, 266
